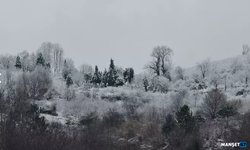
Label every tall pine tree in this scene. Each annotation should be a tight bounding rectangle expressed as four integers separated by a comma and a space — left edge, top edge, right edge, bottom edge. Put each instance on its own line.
107, 59, 118, 86
91, 65, 102, 85
15, 56, 22, 69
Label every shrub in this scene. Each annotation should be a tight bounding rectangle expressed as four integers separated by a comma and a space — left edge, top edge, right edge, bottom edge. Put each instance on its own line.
148, 76, 170, 93
217, 101, 240, 118
64, 87, 76, 101
171, 88, 189, 112
79, 111, 99, 127
102, 108, 125, 128
162, 114, 176, 138
123, 97, 143, 119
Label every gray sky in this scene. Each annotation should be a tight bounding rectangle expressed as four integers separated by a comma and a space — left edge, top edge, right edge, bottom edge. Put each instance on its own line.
1, 0, 250, 73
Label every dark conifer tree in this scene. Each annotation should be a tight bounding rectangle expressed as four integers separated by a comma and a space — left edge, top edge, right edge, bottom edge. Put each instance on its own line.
107, 59, 118, 86
66, 74, 73, 87
91, 65, 102, 85
15, 56, 22, 69
123, 68, 134, 83
143, 76, 149, 92
36, 53, 45, 66
176, 105, 195, 133
62, 60, 70, 80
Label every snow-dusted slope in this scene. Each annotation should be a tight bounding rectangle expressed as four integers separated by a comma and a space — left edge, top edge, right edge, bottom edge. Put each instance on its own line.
185, 54, 250, 77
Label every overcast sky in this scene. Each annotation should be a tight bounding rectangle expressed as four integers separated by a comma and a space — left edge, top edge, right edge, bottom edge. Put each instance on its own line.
1, 0, 250, 73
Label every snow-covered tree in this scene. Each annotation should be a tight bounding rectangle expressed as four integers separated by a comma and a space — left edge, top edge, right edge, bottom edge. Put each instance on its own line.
230, 58, 243, 74
145, 46, 173, 81
102, 68, 108, 87
209, 67, 222, 90
196, 58, 210, 79
0, 54, 15, 69
107, 59, 119, 86
80, 63, 94, 83
148, 76, 170, 93
175, 66, 185, 80
62, 59, 76, 81
37, 42, 64, 74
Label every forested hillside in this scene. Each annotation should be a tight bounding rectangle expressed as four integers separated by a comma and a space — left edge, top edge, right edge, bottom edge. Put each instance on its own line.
0, 42, 250, 150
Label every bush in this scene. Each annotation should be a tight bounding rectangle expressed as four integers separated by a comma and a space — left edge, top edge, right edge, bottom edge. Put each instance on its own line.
162, 114, 176, 138
123, 97, 143, 119
148, 76, 170, 93
171, 88, 189, 112
64, 87, 76, 101
102, 108, 125, 128
79, 111, 99, 127
217, 100, 240, 118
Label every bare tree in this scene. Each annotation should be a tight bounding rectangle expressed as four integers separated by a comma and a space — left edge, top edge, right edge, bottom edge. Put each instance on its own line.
241, 55, 250, 87
0, 54, 15, 69
37, 42, 64, 74
80, 63, 94, 83
209, 66, 222, 90
160, 46, 173, 81
175, 66, 185, 80
220, 69, 229, 91
242, 44, 250, 55
196, 58, 210, 79
145, 46, 173, 81
202, 90, 226, 119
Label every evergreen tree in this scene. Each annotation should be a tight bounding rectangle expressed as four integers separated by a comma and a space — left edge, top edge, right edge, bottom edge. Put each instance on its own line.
36, 53, 45, 66
176, 105, 195, 133
62, 60, 70, 80
143, 76, 149, 92
217, 103, 238, 118
123, 68, 134, 83
107, 59, 118, 86
15, 56, 22, 69
109, 58, 115, 70
66, 74, 73, 87
91, 65, 102, 85
102, 68, 108, 87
